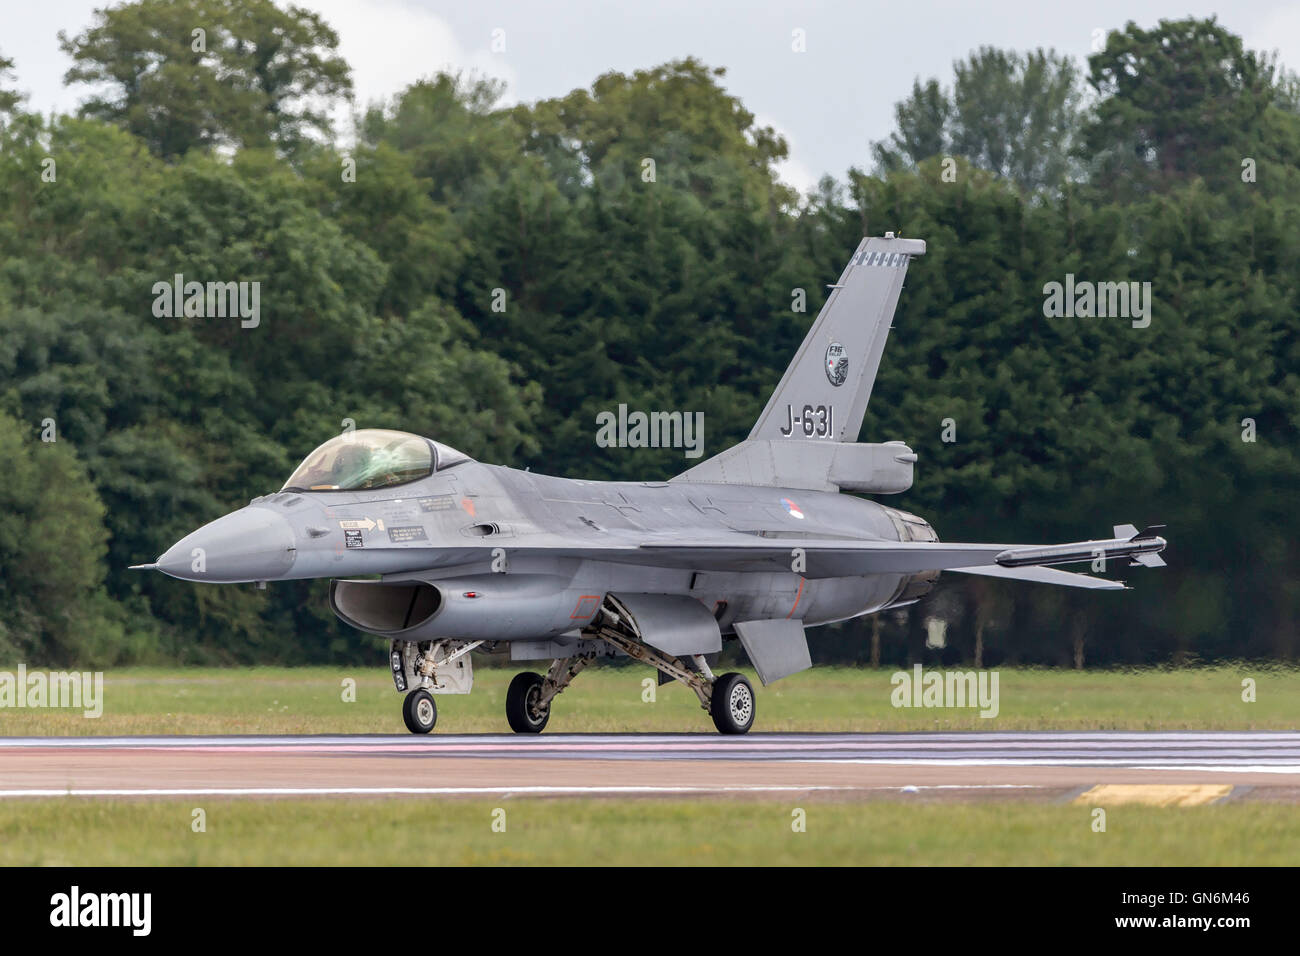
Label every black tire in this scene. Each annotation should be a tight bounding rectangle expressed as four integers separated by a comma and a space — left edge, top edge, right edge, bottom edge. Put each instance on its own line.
710, 672, 755, 734
506, 672, 550, 734
402, 688, 437, 734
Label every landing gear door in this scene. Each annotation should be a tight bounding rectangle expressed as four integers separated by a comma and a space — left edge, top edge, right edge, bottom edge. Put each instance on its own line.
733, 619, 811, 685
390, 639, 475, 694
606, 592, 722, 656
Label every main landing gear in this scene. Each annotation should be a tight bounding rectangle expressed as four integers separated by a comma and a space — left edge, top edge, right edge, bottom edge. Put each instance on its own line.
710, 671, 756, 734
501, 606, 757, 735
391, 611, 758, 735
506, 673, 547, 733
506, 653, 598, 734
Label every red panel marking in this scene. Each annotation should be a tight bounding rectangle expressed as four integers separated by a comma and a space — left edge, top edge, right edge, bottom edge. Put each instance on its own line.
570, 594, 601, 619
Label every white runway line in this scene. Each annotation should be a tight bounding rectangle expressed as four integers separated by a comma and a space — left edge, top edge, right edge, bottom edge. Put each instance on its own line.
812, 758, 1300, 772
3, 733, 1299, 775
0, 783, 1042, 798
2, 731, 1298, 748
1132, 765, 1300, 774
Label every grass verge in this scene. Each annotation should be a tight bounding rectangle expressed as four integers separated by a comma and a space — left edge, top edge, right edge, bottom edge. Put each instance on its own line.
0, 664, 1294, 735
0, 797, 1295, 865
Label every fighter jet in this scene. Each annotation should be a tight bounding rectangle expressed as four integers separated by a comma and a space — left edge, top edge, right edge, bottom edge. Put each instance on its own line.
134, 234, 1166, 735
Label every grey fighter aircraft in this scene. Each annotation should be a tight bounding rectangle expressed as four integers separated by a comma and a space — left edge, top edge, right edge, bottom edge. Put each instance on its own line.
134, 234, 1167, 734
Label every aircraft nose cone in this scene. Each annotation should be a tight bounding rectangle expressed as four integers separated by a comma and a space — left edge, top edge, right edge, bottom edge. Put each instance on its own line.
157, 507, 296, 583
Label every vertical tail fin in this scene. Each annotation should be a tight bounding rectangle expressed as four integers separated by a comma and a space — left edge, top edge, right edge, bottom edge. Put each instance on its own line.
749, 234, 925, 443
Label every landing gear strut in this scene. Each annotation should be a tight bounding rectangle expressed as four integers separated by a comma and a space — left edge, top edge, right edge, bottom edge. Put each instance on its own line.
500, 601, 757, 735
589, 606, 757, 735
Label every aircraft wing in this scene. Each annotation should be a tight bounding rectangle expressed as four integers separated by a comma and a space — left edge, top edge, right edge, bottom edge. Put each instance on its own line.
635, 538, 1016, 575
404, 525, 1164, 586
948, 564, 1126, 590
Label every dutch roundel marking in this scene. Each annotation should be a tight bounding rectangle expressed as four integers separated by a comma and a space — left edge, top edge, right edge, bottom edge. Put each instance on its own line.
781, 498, 805, 520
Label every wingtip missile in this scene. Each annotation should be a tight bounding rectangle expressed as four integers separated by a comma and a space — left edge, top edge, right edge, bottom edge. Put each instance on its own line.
998, 522, 1168, 570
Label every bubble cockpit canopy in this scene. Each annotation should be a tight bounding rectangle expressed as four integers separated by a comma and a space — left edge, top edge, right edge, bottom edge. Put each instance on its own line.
281, 429, 469, 492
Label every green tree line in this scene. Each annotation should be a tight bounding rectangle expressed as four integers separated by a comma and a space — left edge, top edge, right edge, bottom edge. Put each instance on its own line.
0, 6, 1295, 668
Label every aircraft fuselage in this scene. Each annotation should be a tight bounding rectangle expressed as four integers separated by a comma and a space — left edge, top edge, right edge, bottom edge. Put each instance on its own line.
154, 459, 936, 641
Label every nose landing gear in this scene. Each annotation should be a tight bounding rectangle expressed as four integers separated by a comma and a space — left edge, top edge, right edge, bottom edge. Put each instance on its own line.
402, 688, 437, 734
391, 638, 482, 734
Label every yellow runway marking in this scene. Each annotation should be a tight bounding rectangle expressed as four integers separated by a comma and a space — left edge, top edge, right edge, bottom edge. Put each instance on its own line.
1074, 784, 1234, 807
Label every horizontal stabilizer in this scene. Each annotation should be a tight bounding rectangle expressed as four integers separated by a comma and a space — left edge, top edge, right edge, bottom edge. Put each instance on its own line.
950, 565, 1126, 590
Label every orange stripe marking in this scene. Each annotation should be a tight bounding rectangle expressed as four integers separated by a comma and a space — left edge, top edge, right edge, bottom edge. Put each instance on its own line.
787, 577, 805, 618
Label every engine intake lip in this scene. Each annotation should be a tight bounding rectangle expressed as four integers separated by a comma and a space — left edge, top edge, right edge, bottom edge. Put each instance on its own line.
329, 579, 443, 634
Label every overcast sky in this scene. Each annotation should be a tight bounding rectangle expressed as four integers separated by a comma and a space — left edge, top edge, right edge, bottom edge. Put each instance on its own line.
7, 0, 1300, 191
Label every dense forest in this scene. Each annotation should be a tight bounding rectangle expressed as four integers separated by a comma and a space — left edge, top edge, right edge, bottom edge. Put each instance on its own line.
1, 4, 1296, 668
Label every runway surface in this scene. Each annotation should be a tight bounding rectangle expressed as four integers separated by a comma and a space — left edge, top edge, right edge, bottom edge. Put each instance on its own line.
2, 731, 1299, 801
